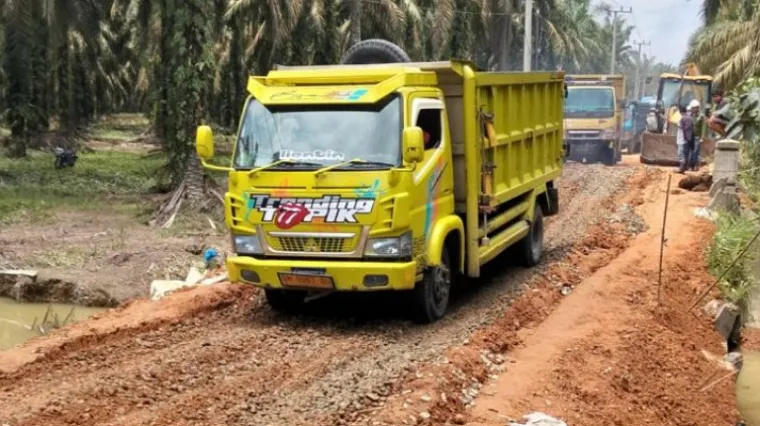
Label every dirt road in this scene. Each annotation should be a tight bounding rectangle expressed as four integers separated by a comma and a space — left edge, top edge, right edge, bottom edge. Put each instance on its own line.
0, 160, 735, 426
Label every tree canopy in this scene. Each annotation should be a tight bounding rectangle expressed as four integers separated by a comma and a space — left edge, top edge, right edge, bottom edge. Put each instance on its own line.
1, 0, 672, 177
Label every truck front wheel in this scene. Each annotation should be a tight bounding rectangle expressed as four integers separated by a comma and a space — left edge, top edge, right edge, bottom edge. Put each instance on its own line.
518, 205, 544, 267
265, 289, 307, 312
413, 249, 452, 324
602, 146, 618, 166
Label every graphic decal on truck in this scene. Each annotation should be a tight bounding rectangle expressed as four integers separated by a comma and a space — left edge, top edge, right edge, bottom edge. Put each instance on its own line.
423, 158, 447, 239
247, 194, 375, 229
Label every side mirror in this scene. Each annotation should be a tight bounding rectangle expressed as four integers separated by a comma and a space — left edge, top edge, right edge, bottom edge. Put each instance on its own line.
402, 127, 424, 164
196, 125, 215, 161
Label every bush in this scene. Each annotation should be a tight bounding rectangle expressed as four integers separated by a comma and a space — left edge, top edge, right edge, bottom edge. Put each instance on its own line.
707, 211, 760, 308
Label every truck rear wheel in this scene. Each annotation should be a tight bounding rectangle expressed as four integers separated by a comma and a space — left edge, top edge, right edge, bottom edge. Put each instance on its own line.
265, 289, 307, 312
518, 205, 544, 267
413, 249, 452, 324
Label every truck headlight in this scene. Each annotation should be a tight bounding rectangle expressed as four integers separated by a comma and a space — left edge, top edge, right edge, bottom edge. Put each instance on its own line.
601, 129, 617, 140
364, 232, 412, 258
233, 234, 263, 255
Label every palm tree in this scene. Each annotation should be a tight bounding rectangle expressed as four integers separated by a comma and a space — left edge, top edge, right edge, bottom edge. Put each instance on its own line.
687, 0, 758, 89
542, 0, 603, 72
1, 0, 37, 156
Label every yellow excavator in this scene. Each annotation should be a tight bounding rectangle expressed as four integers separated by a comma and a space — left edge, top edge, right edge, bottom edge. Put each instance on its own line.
640, 64, 715, 166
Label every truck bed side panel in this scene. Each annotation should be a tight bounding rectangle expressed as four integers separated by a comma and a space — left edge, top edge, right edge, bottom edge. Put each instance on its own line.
458, 70, 565, 276
473, 73, 564, 206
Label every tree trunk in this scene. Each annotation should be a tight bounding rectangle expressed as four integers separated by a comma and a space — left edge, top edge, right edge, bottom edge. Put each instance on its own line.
492, 0, 513, 71
9, 138, 28, 158
349, 0, 362, 46
315, 0, 339, 64
185, 154, 206, 204
57, 41, 72, 134
449, 0, 472, 59
3, 16, 31, 157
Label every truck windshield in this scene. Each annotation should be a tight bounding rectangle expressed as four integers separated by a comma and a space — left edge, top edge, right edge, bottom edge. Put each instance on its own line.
233, 96, 402, 170
661, 79, 710, 109
564, 88, 615, 118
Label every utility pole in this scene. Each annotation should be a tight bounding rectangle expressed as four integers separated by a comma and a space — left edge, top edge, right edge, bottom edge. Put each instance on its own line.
633, 40, 650, 100
609, 6, 632, 74
523, 0, 533, 71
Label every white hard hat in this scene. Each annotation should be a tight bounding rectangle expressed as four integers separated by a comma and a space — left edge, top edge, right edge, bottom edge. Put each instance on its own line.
688, 99, 701, 109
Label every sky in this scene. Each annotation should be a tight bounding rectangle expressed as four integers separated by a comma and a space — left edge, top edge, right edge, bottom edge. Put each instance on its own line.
604, 0, 701, 65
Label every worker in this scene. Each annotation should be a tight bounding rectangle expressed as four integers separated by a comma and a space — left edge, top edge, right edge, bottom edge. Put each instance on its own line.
709, 87, 729, 136
712, 87, 728, 110
676, 103, 696, 174
689, 99, 703, 171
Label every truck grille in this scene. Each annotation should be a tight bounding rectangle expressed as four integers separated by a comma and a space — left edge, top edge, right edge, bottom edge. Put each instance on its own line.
567, 130, 601, 140
267, 234, 358, 254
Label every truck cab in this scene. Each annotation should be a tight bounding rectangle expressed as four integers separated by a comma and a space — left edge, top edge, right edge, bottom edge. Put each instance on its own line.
196, 61, 565, 323
563, 75, 626, 165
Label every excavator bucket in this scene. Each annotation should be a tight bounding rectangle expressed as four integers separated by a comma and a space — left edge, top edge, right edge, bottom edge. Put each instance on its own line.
640, 132, 717, 166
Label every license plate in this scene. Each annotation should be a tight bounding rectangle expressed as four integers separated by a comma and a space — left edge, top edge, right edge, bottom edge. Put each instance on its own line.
278, 273, 335, 290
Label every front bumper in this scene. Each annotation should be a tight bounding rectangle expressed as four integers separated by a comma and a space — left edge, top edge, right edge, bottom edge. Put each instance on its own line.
565, 139, 615, 161
227, 256, 419, 292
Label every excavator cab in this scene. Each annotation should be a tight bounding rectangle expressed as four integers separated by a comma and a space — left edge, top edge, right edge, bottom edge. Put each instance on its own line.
640, 64, 715, 166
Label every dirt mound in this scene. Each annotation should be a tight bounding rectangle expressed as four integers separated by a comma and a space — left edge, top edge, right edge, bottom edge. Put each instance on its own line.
461, 176, 737, 425
527, 220, 734, 426
351, 168, 652, 426
679, 173, 714, 192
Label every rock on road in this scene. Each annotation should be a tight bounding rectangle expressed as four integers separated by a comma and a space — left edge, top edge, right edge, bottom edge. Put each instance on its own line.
0, 161, 637, 426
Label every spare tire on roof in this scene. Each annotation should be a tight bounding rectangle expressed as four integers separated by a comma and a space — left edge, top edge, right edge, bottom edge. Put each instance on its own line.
340, 39, 411, 65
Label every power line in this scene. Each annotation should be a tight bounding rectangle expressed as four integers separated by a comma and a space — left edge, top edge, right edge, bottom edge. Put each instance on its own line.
629, 9, 645, 42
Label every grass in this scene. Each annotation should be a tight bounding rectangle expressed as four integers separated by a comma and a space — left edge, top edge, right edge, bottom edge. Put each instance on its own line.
707, 211, 760, 309
0, 150, 164, 222
89, 114, 150, 142
1, 112, 233, 227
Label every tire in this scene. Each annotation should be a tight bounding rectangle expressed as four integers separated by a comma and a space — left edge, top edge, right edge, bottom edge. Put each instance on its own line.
545, 186, 560, 217
602, 146, 617, 166
265, 289, 307, 313
412, 249, 452, 324
518, 205, 544, 267
340, 39, 411, 65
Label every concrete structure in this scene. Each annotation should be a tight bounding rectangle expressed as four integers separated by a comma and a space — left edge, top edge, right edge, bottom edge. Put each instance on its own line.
713, 140, 741, 184
709, 140, 741, 213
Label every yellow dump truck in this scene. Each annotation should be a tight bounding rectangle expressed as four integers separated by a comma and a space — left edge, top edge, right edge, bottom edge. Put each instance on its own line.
640, 65, 715, 165
563, 74, 626, 165
195, 58, 565, 323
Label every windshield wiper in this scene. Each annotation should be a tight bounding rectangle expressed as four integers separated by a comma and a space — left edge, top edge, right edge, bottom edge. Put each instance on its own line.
336, 160, 396, 169
247, 160, 322, 175
312, 159, 395, 178
276, 161, 323, 168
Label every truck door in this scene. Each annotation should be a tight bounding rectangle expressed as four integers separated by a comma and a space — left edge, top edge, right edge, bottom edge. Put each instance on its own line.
408, 96, 455, 256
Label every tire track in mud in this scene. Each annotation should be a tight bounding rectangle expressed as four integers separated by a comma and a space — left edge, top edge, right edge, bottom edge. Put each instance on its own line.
0, 162, 640, 426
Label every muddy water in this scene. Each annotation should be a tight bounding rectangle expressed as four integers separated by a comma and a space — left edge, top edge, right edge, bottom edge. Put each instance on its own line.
0, 297, 104, 351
